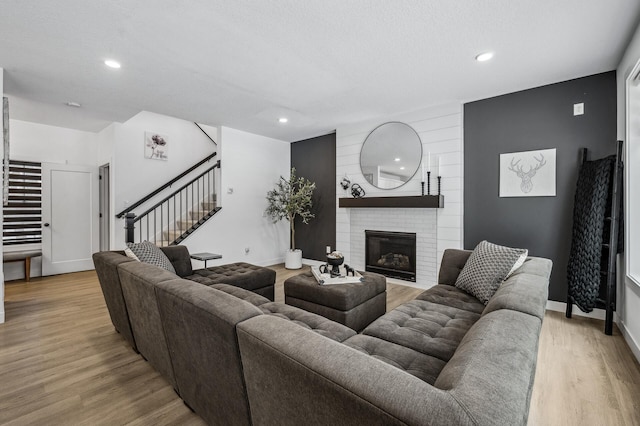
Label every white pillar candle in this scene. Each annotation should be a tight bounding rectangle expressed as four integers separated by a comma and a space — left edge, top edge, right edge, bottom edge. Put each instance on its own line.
421, 164, 425, 182
427, 152, 431, 172
437, 156, 441, 175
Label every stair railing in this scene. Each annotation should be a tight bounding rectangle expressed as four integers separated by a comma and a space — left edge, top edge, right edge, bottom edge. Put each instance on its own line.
116, 152, 217, 219
124, 160, 220, 245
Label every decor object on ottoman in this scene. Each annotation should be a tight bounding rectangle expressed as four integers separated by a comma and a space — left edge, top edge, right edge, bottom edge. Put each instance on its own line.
455, 240, 527, 305
284, 270, 386, 331
325, 251, 344, 277
312, 264, 362, 285
265, 167, 316, 269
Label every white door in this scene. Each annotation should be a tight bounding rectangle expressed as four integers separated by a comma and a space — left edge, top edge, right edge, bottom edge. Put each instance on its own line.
42, 163, 99, 275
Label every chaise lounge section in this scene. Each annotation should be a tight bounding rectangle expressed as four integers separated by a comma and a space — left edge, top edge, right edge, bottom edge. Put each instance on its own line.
236, 249, 552, 425
93, 245, 276, 353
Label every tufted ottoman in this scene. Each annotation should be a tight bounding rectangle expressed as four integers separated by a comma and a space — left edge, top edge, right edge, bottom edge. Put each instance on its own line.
185, 262, 276, 301
283, 271, 387, 331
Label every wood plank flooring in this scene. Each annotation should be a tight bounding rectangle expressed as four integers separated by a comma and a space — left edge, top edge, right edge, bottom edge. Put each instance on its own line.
1, 267, 638, 425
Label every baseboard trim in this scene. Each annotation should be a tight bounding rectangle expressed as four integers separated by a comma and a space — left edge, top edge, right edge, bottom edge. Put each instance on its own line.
618, 320, 640, 364
256, 257, 285, 267
546, 301, 606, 320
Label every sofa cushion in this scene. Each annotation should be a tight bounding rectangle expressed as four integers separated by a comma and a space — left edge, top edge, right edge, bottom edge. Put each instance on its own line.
415, 284, 485, 315
258, 302, 356, 342
92, 251, 137, 350
186, 262, 275, 292
434, 309, 542, 426
438, 249, 472, 285
117, 261, 180, 389
211, 283, 271, 307
454, 240, 527, 304
126, 241, 176, 274
344, 334, 447, 385
159, 245, 193, 277
153, 279, 263, 426
482, 257, 552, 320
362, 299, 481, 362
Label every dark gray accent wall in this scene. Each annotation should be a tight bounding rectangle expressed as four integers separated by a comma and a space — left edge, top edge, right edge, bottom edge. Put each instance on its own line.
464, 71, 616, 302
291, 133, 336, 261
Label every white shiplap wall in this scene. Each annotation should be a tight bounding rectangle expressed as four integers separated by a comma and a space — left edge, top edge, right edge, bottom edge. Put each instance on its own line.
336, 103, 463, 289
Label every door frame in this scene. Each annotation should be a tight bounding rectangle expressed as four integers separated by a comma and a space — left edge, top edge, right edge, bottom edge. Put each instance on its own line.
99, 163, 110, 251
41, 162, 99, 276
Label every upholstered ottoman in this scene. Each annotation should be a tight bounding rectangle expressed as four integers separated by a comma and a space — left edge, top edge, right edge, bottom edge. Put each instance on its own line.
185, 262, 276, 301
284, 271, 387, 331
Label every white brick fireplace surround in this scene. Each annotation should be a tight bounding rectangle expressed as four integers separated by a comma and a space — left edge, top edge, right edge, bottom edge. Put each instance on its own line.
349, 208, 437, 288
335, 103, 464, 290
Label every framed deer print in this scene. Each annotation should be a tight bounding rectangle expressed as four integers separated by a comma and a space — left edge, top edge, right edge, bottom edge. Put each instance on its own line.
499, 148, 556, 197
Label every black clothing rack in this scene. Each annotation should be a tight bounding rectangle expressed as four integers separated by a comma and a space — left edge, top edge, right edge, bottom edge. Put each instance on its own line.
566, 140, 623, 335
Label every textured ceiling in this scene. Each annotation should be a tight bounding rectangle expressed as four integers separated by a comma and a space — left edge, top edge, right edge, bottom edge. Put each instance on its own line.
1, 1, 639, 141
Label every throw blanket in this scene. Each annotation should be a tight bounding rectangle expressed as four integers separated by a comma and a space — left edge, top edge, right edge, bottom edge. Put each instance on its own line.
567, 155, 615, 312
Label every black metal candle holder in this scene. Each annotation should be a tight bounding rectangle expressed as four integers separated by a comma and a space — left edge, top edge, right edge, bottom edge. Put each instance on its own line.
421, 181, 425, 196
427, 171, 431, 195
437, 176, 442, 195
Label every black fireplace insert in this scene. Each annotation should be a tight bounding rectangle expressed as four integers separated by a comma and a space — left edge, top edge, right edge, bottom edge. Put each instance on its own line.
365, 230, 416, 282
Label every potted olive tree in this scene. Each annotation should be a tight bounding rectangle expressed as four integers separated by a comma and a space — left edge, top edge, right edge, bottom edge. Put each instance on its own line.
265, 167, 316, 269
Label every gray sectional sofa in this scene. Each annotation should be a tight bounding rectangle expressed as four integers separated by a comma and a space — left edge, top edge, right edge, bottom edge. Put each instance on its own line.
93, 247, 552, 426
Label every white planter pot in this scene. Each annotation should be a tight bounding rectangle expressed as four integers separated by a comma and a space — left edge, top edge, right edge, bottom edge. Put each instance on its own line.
285, 249, 303, 269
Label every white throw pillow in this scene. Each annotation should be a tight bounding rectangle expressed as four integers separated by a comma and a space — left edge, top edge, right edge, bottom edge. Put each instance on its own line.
124, 247, 140, 261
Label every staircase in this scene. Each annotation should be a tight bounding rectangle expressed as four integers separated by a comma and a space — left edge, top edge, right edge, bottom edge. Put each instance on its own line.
159, 196, 219, 245
117, 125, 221, 246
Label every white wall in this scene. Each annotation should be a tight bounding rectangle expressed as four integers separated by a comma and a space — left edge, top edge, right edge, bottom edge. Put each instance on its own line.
178, 126, 291, 267
617, 22, 640, 362
4, 119, 100, 281
9, 119, 99, 164
336, 103, 463, 288
108, 111, 216, 247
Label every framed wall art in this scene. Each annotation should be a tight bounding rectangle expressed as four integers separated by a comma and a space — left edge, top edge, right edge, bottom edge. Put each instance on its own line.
499, 148, 556, 197
145, 132, 169, 161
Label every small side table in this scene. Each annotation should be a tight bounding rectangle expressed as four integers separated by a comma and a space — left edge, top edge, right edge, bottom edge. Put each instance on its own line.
190, 252, 222, 268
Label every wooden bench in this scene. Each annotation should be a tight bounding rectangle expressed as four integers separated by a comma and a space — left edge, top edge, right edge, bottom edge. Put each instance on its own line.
3, 250, 42, 282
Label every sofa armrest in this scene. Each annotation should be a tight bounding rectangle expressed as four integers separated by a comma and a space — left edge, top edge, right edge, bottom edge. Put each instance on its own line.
159, 245, 193, 277
237, 315, 474, 426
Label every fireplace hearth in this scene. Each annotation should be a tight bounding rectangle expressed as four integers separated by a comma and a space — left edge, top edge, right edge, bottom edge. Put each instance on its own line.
365, 230, 416, 282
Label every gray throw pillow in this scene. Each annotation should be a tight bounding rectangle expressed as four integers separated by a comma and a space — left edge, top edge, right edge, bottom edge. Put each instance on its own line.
126, 241, 176, 274
454, 240, 528, 305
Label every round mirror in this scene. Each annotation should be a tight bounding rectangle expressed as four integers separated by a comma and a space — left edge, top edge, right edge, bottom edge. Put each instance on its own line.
360, 122, 423, 189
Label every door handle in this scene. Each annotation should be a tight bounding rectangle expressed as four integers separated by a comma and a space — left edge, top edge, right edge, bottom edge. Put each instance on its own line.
43, 223, 50, 227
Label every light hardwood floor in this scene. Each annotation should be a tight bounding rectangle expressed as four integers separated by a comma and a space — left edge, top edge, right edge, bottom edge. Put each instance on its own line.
1, 267, 638, 425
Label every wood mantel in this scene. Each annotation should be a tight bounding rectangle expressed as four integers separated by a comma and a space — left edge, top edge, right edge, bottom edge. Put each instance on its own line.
338, 195, 444, 208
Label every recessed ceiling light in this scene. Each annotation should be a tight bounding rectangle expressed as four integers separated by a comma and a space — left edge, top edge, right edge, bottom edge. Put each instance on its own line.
104, 59, 121, 69
475, 52, 494, 62
278, 117, 288, 123
400, 166, 405, 170
65, 101, 81, 108
394, 158, 401, 162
